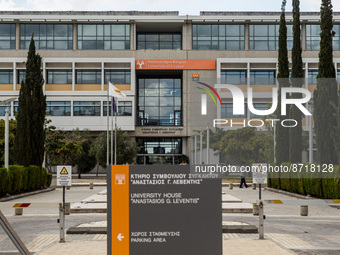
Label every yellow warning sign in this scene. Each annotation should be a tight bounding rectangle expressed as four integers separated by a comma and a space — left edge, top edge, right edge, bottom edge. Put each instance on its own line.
60, 167, 68, 175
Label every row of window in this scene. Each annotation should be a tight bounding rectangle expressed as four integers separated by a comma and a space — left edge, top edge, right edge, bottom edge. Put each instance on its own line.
0, 101, 132, 117
0, 69, 131, 85
221, 70, 340, 85
0, 23, 339, 50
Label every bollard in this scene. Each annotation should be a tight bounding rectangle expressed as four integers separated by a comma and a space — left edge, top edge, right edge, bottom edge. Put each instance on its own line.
259, 201, 264, 239
300, 205, 308, 216
253, 203, 259, 215
252, 183, 256, 190
65, 202, 70, 215
14, 208, 23, 216
89, 183, 94, 189
59, 203, 65, 243
229, 183, 233, 190
66, 186, 70, 190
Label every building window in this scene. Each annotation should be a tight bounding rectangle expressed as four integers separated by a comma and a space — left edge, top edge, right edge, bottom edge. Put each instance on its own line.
192, 24, 244, 50
249, 24, 293, 50
73, 101, 100, 116
250, 70, 276, 85
306, 24, 340, 50
137, 78, 182, 126
221, 103, 247, 118
47, 70, 72, 84
104, 70, 131, 84
0, 24, 16, 49
0, 103, 11, 116
308, 70, 318, 85
221, 70, 247, 85
249, 103, 270, 118
0, 70, 13, 84
137, 33, 181, 50
77, 24, 130, 50
20, 24, 73, 50
17, 69, 43, 84
76, 70, 101, 84
46, 101, 71, 116
103, 101, 132, 116
136, 138, 182, 154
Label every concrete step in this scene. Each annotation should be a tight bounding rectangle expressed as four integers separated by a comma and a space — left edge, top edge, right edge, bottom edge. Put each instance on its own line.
222, 194, 242, 203
222, 202, 253, 213
70, 202, 107, 213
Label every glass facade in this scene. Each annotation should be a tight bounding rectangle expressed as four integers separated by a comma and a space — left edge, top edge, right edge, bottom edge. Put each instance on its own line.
0, 24, 15, 49
73, 101, 100, 116
308, 70, 318, 85
46, 101, 71, 116
192, 24, 244, 50
136, 138, 182, 154
137, 33, 181, 50
78, 24, 130, 50
221, 103, 247, 118
0, 103, 11, 116
137, 78, 182, 126
0, 70, 13, 84
47, 70, 72, 84
249, 103, 270, 118
250, 70, 276, 85
76, 70, 101, 84
249, 24, 293, 50
20, 24, 73, 50
103, 101, 132, 116
306, 24, 340, 50
104, 70, 131, 84
221, 70, 247, 85
17, 69, 43, 84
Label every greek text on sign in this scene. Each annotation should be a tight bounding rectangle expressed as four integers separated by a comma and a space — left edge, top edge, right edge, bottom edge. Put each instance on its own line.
135, 59, 216, 70
57, 166, 72, 187
252, 163, 268, 184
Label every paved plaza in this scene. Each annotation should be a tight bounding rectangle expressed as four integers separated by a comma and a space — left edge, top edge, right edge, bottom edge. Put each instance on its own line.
0, 179, 340, 255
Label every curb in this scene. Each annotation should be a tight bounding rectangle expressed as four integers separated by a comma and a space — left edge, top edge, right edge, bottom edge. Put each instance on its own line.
265, 187, 313, 199
70, 208, 107, 213
67, 227, 107, 234
222, 225, 258, 233
0, 187, 55, 202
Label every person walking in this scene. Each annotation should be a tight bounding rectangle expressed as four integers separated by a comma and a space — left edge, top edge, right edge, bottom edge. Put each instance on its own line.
239, 171, 248, 188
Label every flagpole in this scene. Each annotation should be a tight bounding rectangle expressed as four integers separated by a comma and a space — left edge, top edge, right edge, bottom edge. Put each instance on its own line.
115, 97, 118, 165
106, 78, 109, 166
111, 96, 114, 166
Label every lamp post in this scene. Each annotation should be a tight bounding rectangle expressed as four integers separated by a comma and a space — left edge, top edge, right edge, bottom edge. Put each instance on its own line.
0, 98, 16, 169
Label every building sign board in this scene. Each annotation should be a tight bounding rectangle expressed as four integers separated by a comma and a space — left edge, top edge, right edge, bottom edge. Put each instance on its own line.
135, 59, 216, 70
57, 166, 72, 186
108, 165, 222, 255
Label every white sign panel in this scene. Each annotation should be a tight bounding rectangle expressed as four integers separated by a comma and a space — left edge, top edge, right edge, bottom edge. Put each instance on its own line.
57, 166, 72, 186
252, 163, 268, 184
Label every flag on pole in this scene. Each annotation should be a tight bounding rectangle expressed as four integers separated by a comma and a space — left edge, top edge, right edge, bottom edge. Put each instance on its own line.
112, 97, 117, 113
108, 82, 126, 98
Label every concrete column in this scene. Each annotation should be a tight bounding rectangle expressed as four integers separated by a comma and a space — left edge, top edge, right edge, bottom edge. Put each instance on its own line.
301, 23, 306, 51
244, 23, 249, 51
131, 23, 136, 50
15, 23, 20, 50
73, 23, 77, 50
185, 20, 192, 50
13, 62, 16, 91
253, 203, 259, 215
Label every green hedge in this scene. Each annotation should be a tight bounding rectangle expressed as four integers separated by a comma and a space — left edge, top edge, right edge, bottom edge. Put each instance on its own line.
0, 165, 51, 197
268, 163, 340, 199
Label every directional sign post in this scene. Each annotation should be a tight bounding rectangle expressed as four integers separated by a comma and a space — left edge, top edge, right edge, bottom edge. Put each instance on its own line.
57, 166, 72, 243
108, 165, 222, 255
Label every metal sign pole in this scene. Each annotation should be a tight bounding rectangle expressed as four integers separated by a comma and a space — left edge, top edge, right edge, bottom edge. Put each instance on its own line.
59, 186, 66, 243
259, 201, 264, 239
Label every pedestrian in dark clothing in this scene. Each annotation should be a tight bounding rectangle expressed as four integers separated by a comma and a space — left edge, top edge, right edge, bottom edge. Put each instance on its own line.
239, 172, 248, 188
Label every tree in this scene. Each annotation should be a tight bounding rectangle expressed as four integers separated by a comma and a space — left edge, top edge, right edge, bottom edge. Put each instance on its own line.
215, 127, 273, 166
45, 129, 82, 169
0, 119, 17, 166
289, 0, 303, 162
90, 129, 140, 167
66, 129, 96, 178
15, 34, 46, 166
276, 0, 290, 164
314, 0, 338, 164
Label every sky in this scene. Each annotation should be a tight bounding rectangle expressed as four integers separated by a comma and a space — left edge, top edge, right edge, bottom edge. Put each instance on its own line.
0, 0, 340, 14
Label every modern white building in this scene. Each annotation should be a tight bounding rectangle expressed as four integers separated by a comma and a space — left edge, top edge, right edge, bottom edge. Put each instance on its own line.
0, 11, 338, 164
